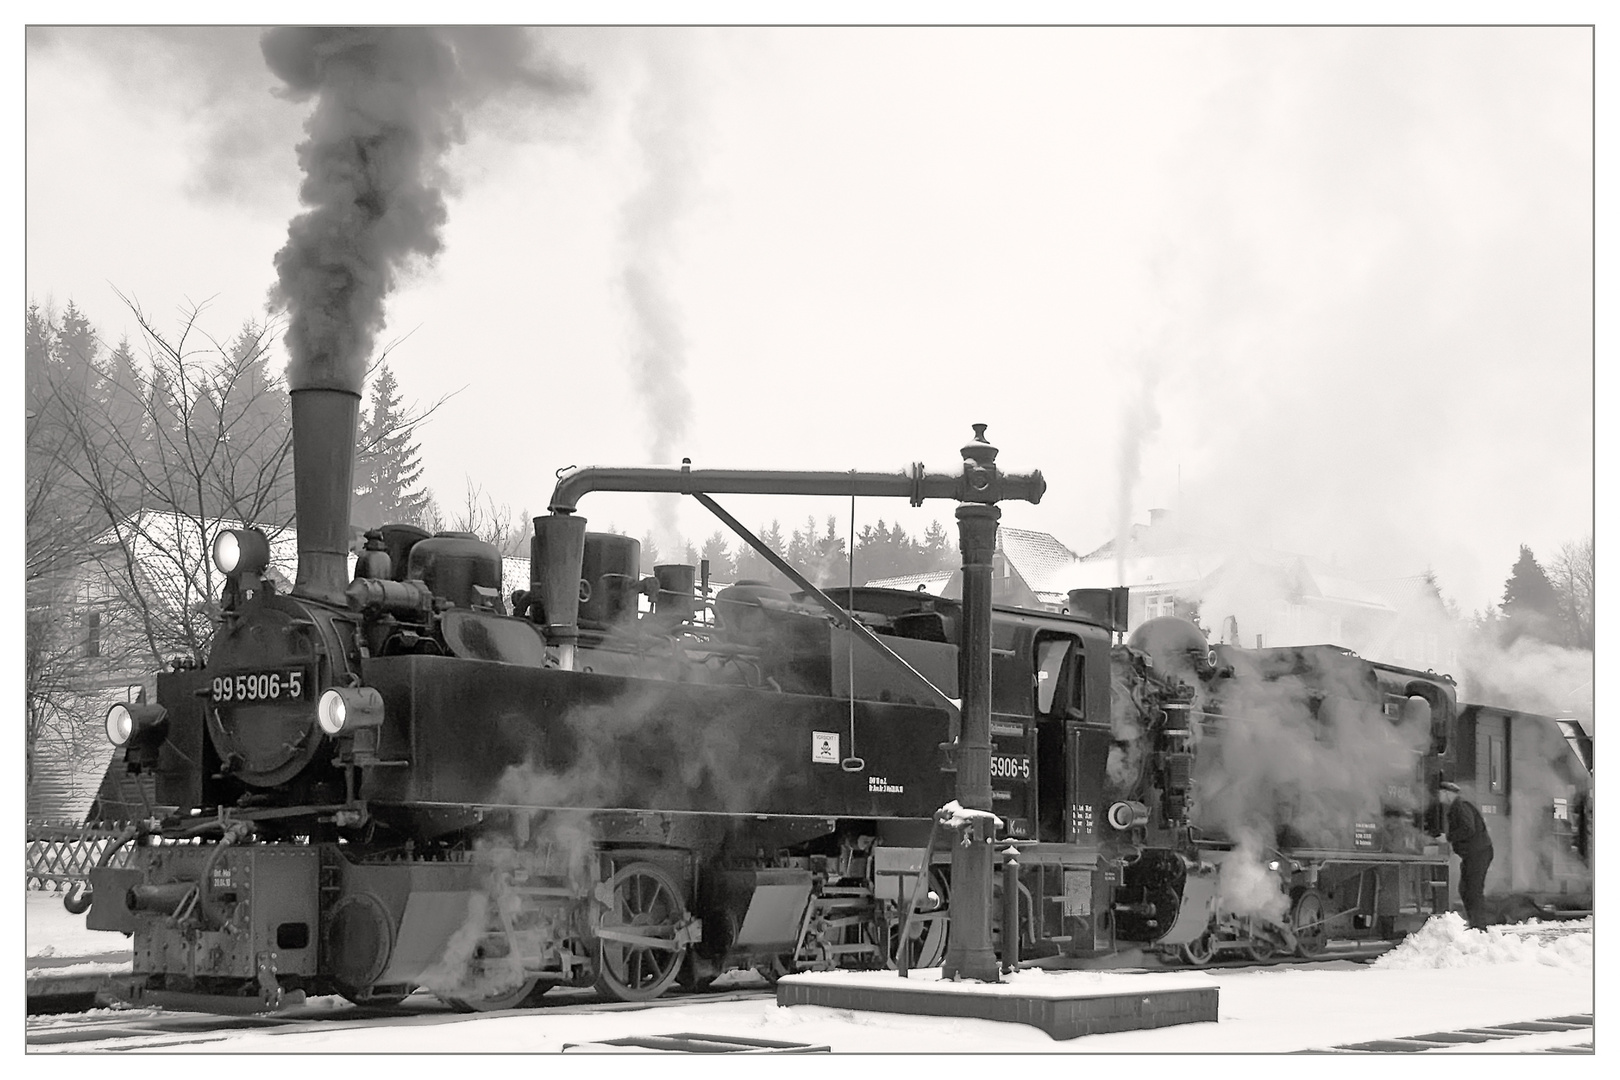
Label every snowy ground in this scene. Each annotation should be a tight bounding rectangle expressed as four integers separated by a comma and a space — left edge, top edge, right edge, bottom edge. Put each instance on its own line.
22, 890, 1595, 1054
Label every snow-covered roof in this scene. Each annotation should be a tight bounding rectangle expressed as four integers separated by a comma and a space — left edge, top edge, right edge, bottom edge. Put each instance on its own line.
1304, 570, 1397, 610
994, 527, 1082, 594
864, 570, 954, 594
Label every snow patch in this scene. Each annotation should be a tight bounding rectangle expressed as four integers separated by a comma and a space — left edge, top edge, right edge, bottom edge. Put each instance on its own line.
938, 800, 1002, 837
1372, 912, 1593, 970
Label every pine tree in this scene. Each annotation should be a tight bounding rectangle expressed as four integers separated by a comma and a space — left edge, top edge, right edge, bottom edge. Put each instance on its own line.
25, 302, 56, 417
923, 519, 952, 567
640, 531, 662, 576
816, 515, 849, 576
53, 301, 103, 404
699, 531, 734, 580
1500, 545, 1561, 646
786, 516, 818, 569
100, 337, 151, 510
353, 364, 430, 529
733, 520, 787, 585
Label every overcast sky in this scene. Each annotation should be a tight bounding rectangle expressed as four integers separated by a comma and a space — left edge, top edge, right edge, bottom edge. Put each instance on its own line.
22, 22, 1596, 615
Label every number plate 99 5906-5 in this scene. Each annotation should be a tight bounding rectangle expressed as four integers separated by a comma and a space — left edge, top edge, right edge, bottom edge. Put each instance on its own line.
211, 669, 307, 704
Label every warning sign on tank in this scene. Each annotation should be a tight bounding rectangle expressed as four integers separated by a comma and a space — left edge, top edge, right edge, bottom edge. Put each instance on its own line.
812, 731, 839, 764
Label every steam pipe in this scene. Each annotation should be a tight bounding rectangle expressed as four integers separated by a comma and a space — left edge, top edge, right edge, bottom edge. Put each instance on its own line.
547, 462, 1045, 515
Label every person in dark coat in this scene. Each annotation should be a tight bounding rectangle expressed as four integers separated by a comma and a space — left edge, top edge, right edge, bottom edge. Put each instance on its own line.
1439, 780, 1494, 930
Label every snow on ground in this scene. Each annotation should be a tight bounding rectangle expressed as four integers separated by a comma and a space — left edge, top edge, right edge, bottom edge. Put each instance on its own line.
1374, 911, 1594, 970
26, 889, 133, 963
23, 895, 1595, 1054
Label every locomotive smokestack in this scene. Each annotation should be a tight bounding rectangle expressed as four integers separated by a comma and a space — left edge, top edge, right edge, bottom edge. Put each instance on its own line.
260, 29, 578, 604
290, 389, 360, 605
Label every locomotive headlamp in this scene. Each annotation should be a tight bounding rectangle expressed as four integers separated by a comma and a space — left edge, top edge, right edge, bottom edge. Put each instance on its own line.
317, 686, 385, 736
105, 702, 167, 747
106, 703, 133, 746
212, 528, 270, 577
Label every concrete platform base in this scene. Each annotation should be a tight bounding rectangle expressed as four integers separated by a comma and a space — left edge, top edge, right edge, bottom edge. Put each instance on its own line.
776, 970, 1218, 1041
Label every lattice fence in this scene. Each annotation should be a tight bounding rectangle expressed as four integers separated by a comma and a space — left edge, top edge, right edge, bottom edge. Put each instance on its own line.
25, 819, 138, 892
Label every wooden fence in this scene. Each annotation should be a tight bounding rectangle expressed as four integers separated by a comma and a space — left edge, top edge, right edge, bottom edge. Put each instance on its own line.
25, 819, 138, 892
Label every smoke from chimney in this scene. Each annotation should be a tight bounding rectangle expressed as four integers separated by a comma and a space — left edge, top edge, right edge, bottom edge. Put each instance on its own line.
262, 27, 579, 392
618, 38, 699, 550
1114, 358, 1163, 586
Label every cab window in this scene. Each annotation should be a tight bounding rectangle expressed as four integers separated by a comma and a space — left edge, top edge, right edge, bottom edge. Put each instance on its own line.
1035, 635, 1083, 719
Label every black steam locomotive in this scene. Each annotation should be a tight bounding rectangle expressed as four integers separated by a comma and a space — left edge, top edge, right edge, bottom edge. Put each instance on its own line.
79, 390, 1592, 1010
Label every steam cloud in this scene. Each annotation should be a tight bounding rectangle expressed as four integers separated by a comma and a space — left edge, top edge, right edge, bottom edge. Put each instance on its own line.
262, 27, 579, 393
422, 684, 786, 998
491, 685, 785, 814
1114, 356, 1163, 586
618, 38, 699, 548
1192, 652, 1432, 917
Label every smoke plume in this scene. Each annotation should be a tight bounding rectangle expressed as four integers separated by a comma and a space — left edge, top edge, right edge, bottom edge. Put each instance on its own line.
262, 28, 579, 393
1113, 355, 1162, 586
617, 37, 700, 548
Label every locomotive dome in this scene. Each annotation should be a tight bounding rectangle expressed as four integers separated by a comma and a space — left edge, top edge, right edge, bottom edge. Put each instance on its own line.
1127, 615, 1211, 676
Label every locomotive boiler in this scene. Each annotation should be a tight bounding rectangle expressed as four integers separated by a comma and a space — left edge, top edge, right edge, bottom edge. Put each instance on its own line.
79, 390, 1591, 1010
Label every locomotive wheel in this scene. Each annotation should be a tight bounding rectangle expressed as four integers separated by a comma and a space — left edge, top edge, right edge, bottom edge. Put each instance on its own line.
1291, 888, 1329, 957
1178, 934, 1215, 967
1244, 937, 1276, 963
594, 861, 690, 1002
445, 976, 549, 1013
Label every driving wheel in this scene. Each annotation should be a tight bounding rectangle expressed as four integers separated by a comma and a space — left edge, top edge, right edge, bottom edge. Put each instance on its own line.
1291, 888, 1329, 957
595, 861, 690, 1002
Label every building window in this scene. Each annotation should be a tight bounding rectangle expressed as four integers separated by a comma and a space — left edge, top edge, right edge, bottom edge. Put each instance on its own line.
85, 610, 101, 659
1488, 735, 1506, 795
1145, 593, 1175, 620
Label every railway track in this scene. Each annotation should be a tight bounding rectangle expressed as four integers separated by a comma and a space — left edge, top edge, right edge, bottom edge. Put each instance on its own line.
28, 920, 1588, 1050
26, 950, 1384, 1050
26, 987, 776, 1052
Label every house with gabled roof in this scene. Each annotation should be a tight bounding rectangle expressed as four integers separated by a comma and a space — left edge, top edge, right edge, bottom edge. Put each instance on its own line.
29, 511, 309, 820
863, 526, 1082, 611
1061, 508, 1459, 670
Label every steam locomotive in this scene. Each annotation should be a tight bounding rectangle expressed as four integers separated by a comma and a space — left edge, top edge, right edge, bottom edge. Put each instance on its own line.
79, 390, 1592, 1010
